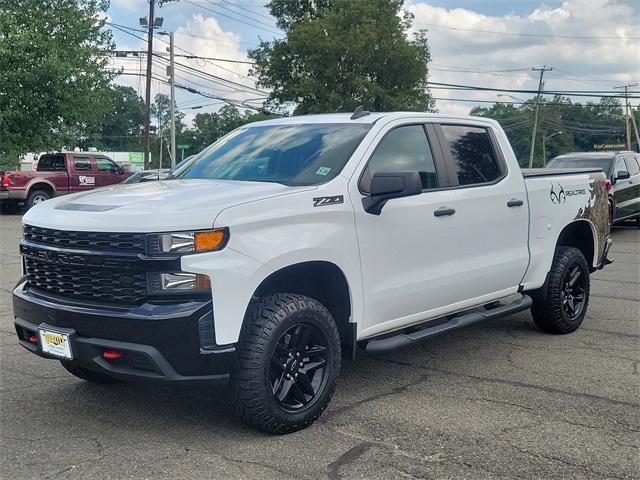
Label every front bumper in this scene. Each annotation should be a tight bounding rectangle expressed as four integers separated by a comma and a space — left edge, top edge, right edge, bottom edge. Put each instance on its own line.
13, 281, 235, 386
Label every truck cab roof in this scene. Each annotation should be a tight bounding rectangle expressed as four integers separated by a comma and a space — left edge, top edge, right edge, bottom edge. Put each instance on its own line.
245, 112, 501, 128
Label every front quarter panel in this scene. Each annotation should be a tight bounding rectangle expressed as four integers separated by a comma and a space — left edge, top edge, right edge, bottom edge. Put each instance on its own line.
185, 176, 362, 345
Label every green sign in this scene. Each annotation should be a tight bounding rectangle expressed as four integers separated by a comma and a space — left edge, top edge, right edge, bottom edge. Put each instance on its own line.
128, 151, 144, 164
177, 144, 190, 150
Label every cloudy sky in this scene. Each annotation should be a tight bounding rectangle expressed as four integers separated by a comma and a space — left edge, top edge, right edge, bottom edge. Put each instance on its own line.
106, 0, 640, 121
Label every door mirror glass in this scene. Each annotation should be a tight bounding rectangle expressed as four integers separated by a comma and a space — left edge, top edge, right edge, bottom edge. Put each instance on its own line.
616, 170, 630, 180
362, 171, 422, 215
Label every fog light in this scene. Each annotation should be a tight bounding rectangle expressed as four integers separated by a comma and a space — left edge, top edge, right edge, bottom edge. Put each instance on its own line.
103, 350, 123, 359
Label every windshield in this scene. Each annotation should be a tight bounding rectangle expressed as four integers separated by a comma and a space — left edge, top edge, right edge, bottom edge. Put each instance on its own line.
546, 157, 613, 175
173, 124, 372, 186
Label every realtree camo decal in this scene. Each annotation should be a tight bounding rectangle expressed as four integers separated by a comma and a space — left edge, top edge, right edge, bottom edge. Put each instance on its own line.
574, 173, 609, 265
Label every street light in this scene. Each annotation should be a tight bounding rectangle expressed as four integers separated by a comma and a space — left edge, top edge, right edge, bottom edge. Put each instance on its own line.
542, 131, 563, 166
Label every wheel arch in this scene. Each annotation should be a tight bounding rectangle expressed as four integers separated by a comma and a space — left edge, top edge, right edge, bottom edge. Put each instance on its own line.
249, 260, 355, 350
26, 180, 55, 198
555, 219, 597, 270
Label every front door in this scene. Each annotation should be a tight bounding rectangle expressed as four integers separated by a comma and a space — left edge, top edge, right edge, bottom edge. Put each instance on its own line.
95, 156, 127, 187
613, 156, 640, 220
352, 122, 461, 338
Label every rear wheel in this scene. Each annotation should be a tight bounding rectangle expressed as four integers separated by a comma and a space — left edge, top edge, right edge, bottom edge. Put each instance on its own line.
26, 189, 51, 209
61, 362, 120, 384
531, 246, 590, 334
230, 293, 341, 434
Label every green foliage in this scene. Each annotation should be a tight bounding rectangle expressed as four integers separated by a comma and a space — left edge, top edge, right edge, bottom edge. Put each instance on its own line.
471, 96, 629, 167
0, 0, 115, 168
189, 105, 279, 154
249, 0, 434, 114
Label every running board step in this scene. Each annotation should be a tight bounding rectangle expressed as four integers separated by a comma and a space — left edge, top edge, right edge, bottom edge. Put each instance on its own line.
365, 295, 532, 355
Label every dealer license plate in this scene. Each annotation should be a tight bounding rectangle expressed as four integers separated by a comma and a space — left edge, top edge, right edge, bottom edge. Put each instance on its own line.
39, 329, 73, 360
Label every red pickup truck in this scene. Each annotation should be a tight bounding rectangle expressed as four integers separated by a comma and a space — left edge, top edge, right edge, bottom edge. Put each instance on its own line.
1, 152, 129, 210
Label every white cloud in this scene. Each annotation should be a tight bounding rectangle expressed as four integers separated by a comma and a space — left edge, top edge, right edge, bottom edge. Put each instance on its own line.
406, 0, 640, 114
112, 14, 266, 124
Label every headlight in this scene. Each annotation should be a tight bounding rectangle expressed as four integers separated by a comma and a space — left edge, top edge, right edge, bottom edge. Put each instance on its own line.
150, 228, 229, 255
148, 272, 211, 294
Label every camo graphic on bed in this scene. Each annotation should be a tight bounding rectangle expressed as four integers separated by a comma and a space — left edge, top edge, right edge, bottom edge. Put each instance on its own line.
574, 173, 609, 265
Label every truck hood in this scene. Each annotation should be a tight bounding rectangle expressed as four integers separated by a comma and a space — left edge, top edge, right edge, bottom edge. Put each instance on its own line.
23, 179, 314, 232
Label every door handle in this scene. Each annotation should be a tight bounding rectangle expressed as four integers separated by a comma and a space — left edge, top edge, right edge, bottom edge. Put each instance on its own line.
507, 199, 524, 207
434, 207, 456, 217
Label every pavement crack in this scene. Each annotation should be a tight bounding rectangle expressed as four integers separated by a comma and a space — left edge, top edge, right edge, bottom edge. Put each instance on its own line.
426, 367, 640, 409
327, 442, 372, 480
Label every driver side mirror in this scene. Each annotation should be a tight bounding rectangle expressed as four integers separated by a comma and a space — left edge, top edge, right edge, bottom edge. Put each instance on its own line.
616, 170, 630, 180
362, 171, 422, 215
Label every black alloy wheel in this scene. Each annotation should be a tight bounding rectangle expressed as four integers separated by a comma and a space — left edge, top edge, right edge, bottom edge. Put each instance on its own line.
530, 246, 590, 334
270, 323, 330, 412
561, 265, 586, 320
230, 293, 341, 434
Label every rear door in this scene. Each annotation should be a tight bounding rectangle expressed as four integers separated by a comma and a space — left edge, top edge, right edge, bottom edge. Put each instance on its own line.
68, 155, 96, 193
95, 156, 126, 187
435, 123, 529, 301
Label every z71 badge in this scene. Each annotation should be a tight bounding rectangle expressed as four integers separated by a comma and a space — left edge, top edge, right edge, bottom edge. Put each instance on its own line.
313, 195, 344, 207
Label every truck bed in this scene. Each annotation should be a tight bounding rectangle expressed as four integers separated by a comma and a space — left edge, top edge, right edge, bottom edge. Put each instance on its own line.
521, 167, 604, 178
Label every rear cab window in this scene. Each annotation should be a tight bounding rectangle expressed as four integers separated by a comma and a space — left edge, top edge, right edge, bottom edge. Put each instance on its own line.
36, 154, 66, 172
439, 125, 504, 186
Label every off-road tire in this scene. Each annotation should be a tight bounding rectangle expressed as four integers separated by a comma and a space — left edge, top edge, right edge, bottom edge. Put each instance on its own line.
61, 361, 120, 384
230, 293, 341, 434
531, 246, 590, 334
26, 189, 51, 210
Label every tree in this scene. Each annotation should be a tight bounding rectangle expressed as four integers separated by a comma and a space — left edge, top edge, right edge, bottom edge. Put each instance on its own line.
77, 84, 145, 151
0, 0, 114, 169
249, 0, 434, 114
191, 105, 278, 154
471, 96, 629, 167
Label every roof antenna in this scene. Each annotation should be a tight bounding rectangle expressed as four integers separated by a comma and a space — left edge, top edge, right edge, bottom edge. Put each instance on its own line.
350, 106, 370, 120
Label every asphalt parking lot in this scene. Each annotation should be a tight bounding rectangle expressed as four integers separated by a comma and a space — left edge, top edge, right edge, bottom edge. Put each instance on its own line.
0, 212, 638, 480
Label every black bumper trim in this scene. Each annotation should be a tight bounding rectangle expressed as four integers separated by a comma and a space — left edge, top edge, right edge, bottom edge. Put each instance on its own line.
15, 317, 230, 386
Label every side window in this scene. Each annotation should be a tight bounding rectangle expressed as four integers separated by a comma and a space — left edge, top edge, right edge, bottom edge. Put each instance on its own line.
96, 157, 119, 173
625, 157, 639, 176
615, 157, 629, 176
73, 156, 93, 172
36, 155, 66, 172
360, 125, 439, 192
440, 125, 502, 186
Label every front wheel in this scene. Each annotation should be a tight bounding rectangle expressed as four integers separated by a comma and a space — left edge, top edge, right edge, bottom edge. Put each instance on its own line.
531, 246, 590, 334
230, 293, 341, 434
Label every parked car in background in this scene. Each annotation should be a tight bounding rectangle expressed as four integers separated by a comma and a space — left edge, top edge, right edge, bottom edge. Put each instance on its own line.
546, 151, 640, 227
122, 169, 170, 184
1, 153, 129, 210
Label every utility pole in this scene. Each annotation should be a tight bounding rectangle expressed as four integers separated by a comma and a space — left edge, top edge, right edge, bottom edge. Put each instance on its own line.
614, 84, 637, 151
529, 65, 553, 168
169, 31, 176, 168
142, 0, 155, 170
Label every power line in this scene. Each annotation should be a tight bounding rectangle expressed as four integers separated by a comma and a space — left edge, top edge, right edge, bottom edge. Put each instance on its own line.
414, 22, 640, 40
183, 0, 283, 36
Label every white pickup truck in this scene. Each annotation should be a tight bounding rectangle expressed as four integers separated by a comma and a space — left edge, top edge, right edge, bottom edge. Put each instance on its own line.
13, 110, 612, 434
